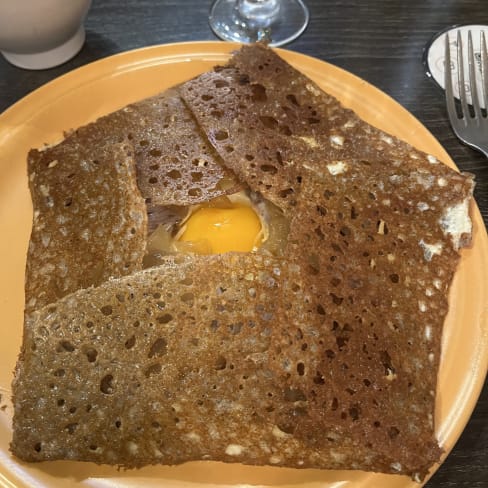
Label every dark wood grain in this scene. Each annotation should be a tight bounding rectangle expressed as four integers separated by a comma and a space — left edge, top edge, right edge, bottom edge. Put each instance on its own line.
0, 1, 486, 486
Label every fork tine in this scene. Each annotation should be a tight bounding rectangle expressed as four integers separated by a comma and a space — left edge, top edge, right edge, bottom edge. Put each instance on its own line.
481, 31, 488, 110
445, 29, 488, 157
444, 34, 459, 122
467, 30, 482, 118
456, 30, 470, 119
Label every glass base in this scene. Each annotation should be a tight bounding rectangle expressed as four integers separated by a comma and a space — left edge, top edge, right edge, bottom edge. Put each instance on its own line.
1, 26, 85, 70
209, 0, 309, 47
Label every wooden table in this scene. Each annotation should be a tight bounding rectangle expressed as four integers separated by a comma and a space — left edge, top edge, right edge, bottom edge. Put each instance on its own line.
0, 1, 486, 486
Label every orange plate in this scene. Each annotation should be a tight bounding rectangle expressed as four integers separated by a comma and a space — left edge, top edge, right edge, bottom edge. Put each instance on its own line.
0, 41, 487, 488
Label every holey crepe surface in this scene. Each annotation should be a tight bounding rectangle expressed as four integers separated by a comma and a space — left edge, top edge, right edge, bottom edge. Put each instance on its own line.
7, 42, 478, 479
0, 42, 486, 488
25, 139, 148, 314
178, 43, 475, 478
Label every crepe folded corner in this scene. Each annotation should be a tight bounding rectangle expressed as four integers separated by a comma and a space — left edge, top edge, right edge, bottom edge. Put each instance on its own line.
11, 43, 475, 482
24, 138, 148, 314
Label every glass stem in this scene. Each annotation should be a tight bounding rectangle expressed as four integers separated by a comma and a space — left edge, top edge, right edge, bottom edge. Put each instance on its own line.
237, 0, 280, 24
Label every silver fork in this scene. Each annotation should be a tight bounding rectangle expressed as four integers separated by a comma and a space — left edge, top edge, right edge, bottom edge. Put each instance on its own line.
445, 30, 488, 157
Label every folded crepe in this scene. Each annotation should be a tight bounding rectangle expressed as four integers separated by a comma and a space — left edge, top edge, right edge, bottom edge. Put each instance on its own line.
24, 87, 242, 314
24, 138, 147, 314
69, 86, 241, 208
11, 44, 475, 482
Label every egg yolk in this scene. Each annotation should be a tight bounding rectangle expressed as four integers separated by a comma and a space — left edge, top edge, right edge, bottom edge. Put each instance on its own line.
178, 205, 262, 254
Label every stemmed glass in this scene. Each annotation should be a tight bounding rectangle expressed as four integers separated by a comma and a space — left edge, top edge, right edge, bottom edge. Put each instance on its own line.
209, 0, 309, 47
